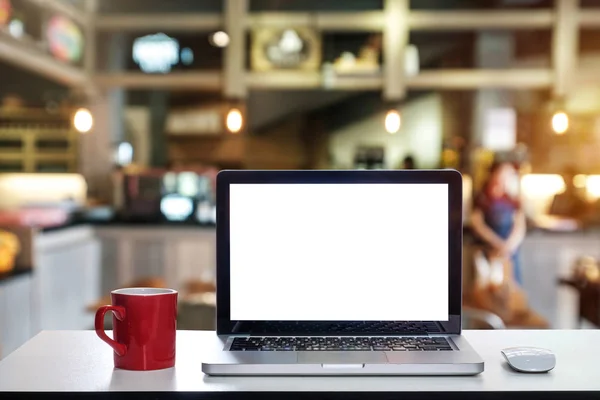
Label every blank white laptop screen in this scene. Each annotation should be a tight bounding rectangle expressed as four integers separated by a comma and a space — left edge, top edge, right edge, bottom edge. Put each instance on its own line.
229, 183, 449, 321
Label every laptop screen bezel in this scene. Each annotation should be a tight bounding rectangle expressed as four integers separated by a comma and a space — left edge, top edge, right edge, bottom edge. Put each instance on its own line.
216, 169, 463, 335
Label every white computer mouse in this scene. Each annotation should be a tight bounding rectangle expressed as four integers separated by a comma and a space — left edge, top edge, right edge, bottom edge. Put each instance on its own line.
501, 347, 556, 373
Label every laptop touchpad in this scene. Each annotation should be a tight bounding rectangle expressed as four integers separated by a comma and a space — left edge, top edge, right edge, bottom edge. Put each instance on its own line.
298, 352, 387, 364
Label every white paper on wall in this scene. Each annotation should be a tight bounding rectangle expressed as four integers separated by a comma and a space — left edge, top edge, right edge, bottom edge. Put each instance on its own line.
483, 108, 516, 151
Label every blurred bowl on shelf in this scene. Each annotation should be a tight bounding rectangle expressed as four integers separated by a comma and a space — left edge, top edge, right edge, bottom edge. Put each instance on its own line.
572, 256, 600, 283
0, 230, 20, 274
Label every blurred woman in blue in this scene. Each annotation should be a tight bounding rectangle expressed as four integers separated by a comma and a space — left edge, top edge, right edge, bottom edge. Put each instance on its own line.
471, 161, 526, 285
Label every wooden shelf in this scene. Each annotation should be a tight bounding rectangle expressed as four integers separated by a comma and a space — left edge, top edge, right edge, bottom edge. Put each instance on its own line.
93, 72, 222, 90
245, 71, 383, 90
245, 69, 554, 90
0, 110, 78, 173
0, 108, 72, 121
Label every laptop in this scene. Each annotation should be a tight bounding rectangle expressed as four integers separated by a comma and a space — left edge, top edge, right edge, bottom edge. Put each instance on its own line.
201, 169, 484, 376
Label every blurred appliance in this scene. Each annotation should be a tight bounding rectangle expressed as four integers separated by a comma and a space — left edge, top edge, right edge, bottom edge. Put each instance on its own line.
117, 169, 216, 223
353, 146, 385, 169
118, 171, 163, 221
161, 171, 216, 223
0, 230, 19, 274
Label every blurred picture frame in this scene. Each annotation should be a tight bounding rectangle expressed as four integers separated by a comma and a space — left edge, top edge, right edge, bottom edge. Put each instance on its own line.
251, 26, 321, 72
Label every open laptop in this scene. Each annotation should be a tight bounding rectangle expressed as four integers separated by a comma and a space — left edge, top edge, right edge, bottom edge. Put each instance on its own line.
201, 169, 484, 376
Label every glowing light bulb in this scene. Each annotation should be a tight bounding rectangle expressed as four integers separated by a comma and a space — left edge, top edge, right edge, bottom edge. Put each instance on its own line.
552, 111, 568, 134
210, 31, 230, 48
73, 108, 93, 133
226, 108, 243, 133
385, 110, 401, 134
574, 174, 587, 189
587, 176, 600, 199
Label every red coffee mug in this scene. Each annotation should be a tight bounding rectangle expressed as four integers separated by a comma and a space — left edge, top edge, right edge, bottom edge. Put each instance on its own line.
95, 288, 178, 371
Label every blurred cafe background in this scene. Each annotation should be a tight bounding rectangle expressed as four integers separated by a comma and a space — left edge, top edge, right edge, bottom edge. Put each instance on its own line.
3, 0, 600, 358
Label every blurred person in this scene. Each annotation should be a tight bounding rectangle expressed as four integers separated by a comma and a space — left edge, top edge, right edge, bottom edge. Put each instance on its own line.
402, 155, 416, 169
471, 161, 526, 286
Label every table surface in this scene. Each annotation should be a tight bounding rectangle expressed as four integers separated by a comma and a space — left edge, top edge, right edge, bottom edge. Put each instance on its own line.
0, 330, 598, 392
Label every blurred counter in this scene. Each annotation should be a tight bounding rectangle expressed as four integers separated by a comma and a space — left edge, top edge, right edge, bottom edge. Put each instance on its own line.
3, 209, 600, 358
0, 267, 32, 285
0, 218, 217, 360
38, 216, 216, 233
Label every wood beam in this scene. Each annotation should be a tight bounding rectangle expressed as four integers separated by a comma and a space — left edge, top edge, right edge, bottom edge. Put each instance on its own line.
330, 75, 383, 90
247, 12, 384, 31
93, 72, 222, 90
407, 69, 553, 89
552, 0, 579, 98
246, 71, 382, 90
409, 10, 554, 30
579, 10, 600, 27
246, 10, 553, 31
246, 12, 312, 27
316, 12, 384, 31
574, 67, 600, 87
94, 14, 222, 31
383, 0, 408, 100
247, 70, 555, 90
0, 30, 88, 87
84, 0, 98, 76
224, 0, 247, 98
246, 72, 321, 89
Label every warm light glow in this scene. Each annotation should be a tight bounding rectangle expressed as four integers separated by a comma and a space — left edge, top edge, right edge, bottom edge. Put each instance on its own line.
385, 110, 401, 134
586, 176, 600, 199
552, 111, 569, 134
573, 174, 587, 189
73, 108, 93, 133
226, 108, 243, 133
210, 31, 230, 48
520, 174, 565, 198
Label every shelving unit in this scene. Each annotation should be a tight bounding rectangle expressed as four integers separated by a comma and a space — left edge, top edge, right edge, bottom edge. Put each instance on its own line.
0, 109, 78, 173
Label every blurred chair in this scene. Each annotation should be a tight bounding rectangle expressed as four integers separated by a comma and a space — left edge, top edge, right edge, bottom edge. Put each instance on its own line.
462, 305, 506, 330
178, 279, 216, 330
559, 257, 600, 328
177, 299, 216, 330
465, 248, 549, 329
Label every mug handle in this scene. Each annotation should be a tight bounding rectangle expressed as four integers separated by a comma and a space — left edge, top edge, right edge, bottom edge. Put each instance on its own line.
95, 305, 127, 356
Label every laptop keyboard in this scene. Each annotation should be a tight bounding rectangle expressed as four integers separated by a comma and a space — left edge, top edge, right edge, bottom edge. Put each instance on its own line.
230, 336, 452, 351
248, 321, 440, 335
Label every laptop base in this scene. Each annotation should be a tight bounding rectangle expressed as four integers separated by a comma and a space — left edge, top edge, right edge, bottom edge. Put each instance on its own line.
201, 334, 484, 376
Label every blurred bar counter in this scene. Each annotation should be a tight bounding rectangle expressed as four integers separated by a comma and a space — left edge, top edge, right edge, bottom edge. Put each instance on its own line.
0, 214, 217, 360
2, 170, 600, 358
0, 267, 33, 285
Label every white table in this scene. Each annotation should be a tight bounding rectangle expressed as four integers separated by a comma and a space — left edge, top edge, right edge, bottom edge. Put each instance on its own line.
0, 330, 599, 398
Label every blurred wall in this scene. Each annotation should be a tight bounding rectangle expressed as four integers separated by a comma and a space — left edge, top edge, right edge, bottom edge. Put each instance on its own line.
248, 90, 351, 131
328, 93, 444, 169
0, 62, 67, 107
513, 52, 600, 174
124, 107, 151, 167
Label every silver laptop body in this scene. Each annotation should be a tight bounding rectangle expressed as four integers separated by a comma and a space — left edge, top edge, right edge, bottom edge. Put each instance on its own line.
202, 169, 484, 376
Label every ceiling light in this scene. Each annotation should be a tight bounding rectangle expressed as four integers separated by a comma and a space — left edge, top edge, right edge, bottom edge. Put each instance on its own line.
210, 31, 230, 48
552, 111, 568, 134
226, 108, 243, 134
385, 109, 401, 134
73, 108, 93, 133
